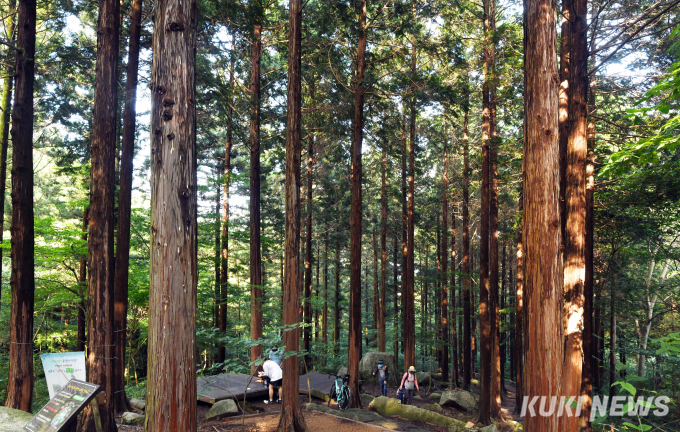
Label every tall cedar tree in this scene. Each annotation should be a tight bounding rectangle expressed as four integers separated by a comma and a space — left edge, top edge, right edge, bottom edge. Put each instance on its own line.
77, 208, 89, 352
278, 0, 306, 426
144, 0, 198, 427
487, 0, 502, 419
379, 138, 387, 352
523, 0, 564, 427
514, 190, 524, 413
478, 0, 492, 418
558, 0, 571, 243
440, 138, 449, 382
563, 0, 589, 423
304, 120, 314, 366
5, 0, 35, 413
450, 188, 458, 387
400, 107, 407, 370
78, 0, 120, 428
580, 150, 595, 431
404, 50, 417, 370
462, 108, 472, 389
348, 0, 367, 408
218, 32, 236, 364
249, 5, 263, 371
113, 0, 143, 412
0, 0, 16, 312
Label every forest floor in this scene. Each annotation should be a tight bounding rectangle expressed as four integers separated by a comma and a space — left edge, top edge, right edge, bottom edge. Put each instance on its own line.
116, 380, 522, 431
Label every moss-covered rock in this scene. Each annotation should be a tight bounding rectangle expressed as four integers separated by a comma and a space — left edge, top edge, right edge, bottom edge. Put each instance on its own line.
205, 399, 239, 420
429, 392, 442, 400
360, 393, 375, 406
440, 390, 477, 412
416, 372, 432, 386
421, 403, 444, 413
336, 408, 385, 423
0, 406, 36, 432
129, 398, 145, 411
368, 396, 468, 428
121, 412, 145, 425
304, 402, 335, 414
310, 388, 330, 402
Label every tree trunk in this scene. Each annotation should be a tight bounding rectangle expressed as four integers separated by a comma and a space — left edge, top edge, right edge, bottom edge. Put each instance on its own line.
323, 239, 328, 346
249, 15, 263, 372
489, 108, 502, 421
523, 0, 563, 427
218, 32, 236, 365
0, 0, 16, 315
609, 286, 617, 399
404, 50, 417, 371
400, 106, 408, 368
563, 0, 588, 424
303, 130, 314, 366
77, 207, 89, 352
580, 149, 595, 432
558, 0, 571, 245
5, 0, 35, 411
334, 244, 340, 353
214, 180, 221, 336
514, 191, 524, 414
373, 231, 379, 348
112, 0, 143, 412
278, 0, 306, 427
379, 140, 387, 352
462, 108, 472, 389
145, 0, 197, 428
78, 0, 120, 427
479, 11, 492, 418
441, 138, 449, 383
451, 201, 458, 387
348, 0, 367, 408
500, 242, 507, 393
393, 236, 399, 371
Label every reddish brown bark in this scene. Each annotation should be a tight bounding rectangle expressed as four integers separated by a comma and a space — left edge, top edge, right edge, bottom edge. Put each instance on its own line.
249, 15, 263, 371
323, 240, 328, 345
145, 0, 198, 428
462, 109, 472, 389
278, 0, 306, 426
5, 0, 35, 412
514, 191, 524, 414
563, 0, 588, 422
400, 107, 408, 367
579, 150, 595, 432
393, 237, 399, 371
78, 0, 120, 427
523, 0, 564, 426
348, 0, 367, 408
489, 108, 502, 422
451, 199, 458, 387
558, 0, 572, 245
113, 0, 143, 411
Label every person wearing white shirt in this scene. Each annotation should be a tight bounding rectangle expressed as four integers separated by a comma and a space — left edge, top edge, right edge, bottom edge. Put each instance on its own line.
258, 356, 283, 404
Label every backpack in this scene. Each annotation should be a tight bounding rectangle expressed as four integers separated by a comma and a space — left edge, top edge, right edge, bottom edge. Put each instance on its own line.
377, 365, 387, 381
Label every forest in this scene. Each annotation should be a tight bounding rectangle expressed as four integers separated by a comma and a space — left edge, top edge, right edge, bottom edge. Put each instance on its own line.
0, 0, 678, 429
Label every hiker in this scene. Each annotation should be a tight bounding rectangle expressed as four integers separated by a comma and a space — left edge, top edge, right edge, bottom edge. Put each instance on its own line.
269, 346, 282, 365
258, 352, 283, 404
372, 359, 389, 396
398, 366, 419, 405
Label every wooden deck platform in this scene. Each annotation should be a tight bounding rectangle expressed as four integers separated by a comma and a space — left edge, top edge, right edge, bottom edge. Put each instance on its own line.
298, 373, 336, 395
197, 373, 269, 404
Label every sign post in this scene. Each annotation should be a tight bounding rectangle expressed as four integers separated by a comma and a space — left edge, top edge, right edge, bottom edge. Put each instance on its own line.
40, 352, 87, 399
24, 379, 100, 432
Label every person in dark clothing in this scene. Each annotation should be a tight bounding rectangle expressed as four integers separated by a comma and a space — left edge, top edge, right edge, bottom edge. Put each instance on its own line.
372, 359, 389, 396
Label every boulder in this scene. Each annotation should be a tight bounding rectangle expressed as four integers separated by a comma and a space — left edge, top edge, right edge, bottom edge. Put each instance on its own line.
413, 395, 422, 400
416, 372, 432, 386
368, 396, 468, 429
237, 400, 262, 414
360, 393, 375, 406
421, 403, 444, 413
429, 392, 442, 400
310, 388, 330, 402
129, 398, 145, 411
205, 399, 240, 420
359, 352, 398, 386
0, 406, 36, 432
440, 390, 477, 412
121, 412, 145, 426
337, 366, 348, 376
